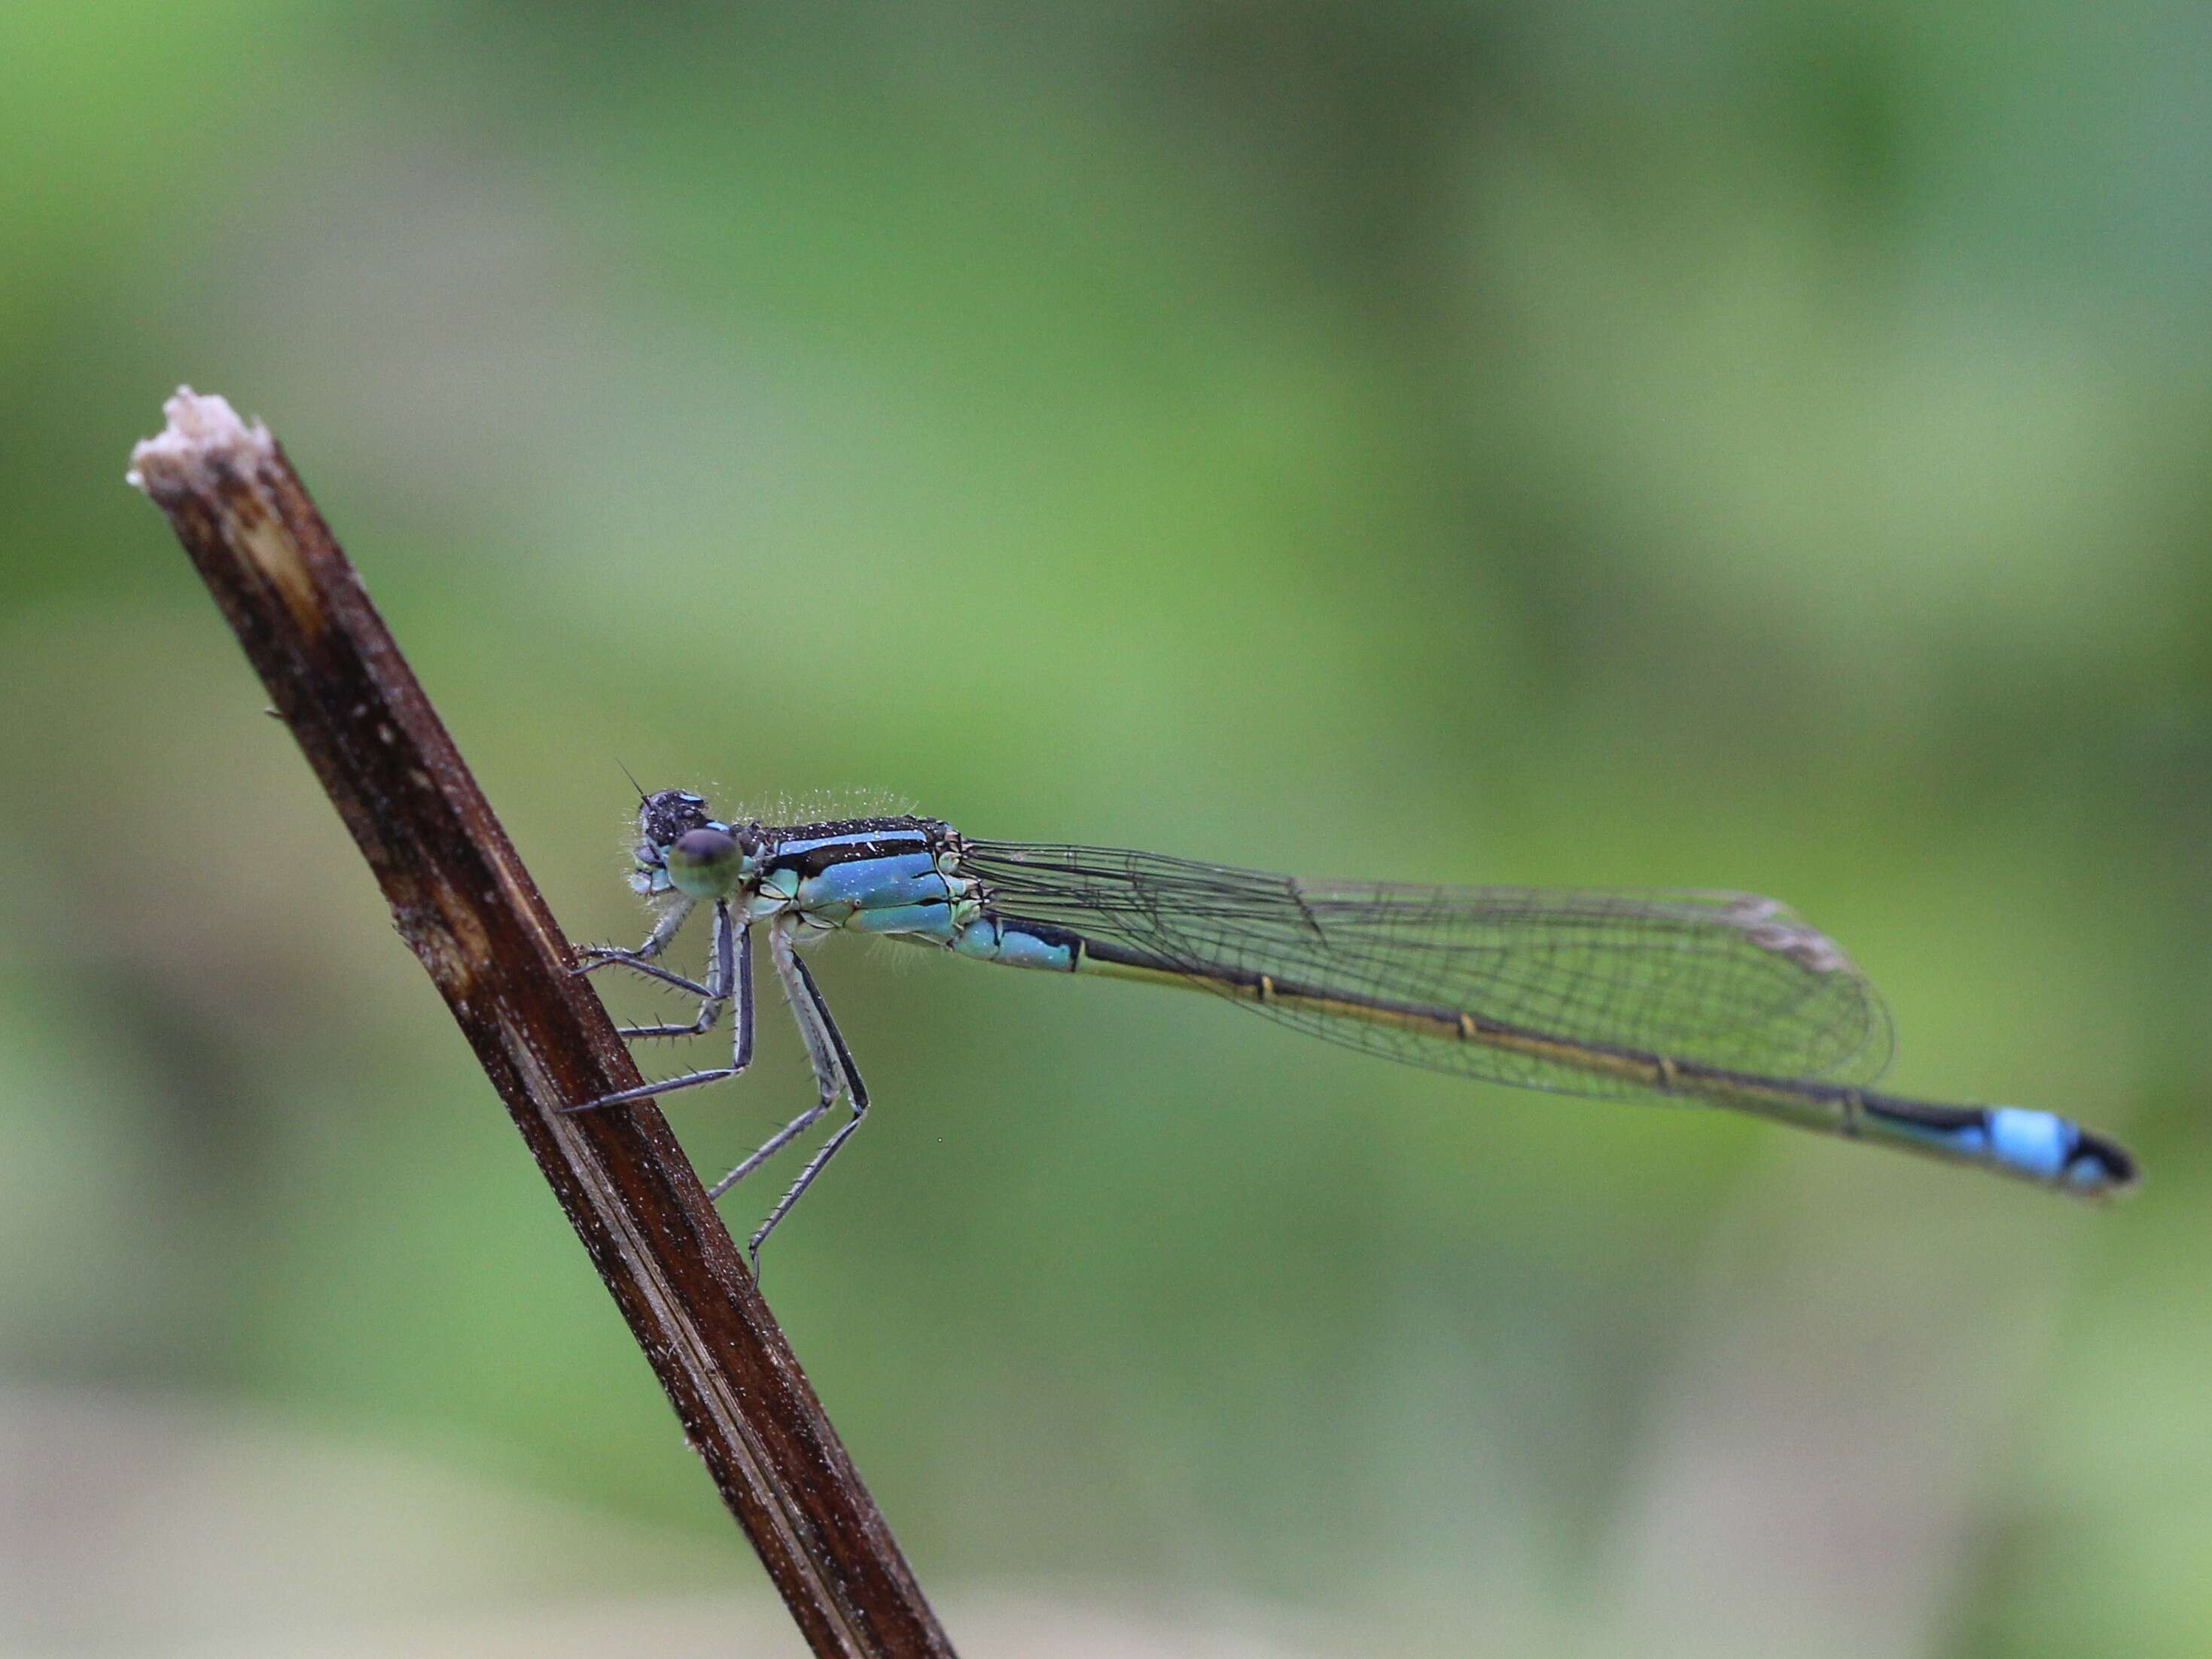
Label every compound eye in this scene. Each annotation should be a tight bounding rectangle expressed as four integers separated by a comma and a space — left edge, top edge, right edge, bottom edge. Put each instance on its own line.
665, 826, 742, 898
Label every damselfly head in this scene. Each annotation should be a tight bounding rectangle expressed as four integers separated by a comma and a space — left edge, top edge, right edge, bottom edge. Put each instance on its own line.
629, 790, 765, 898
638, 788, 708, 848
629, 789, 710, 895
666, 826, 749, 900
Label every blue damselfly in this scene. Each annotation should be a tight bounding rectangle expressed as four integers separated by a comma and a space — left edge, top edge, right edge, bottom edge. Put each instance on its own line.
569, 789, 2137, 1264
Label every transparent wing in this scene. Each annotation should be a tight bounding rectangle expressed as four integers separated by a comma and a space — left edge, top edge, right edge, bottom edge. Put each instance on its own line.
960, 841, 1895, 1099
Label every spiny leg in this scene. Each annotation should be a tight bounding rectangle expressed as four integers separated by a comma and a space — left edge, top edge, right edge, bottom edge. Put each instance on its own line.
582, 954, 712, 1000
663, 909, 748, 1053
575, 896, 718, 1011
614, 902, 735, 1040
577, 893, 696, 972
705, 918, 839, 1204
562, 903, 754, 1113
742, 924, 871, 1269
705, 1097, 827, 1200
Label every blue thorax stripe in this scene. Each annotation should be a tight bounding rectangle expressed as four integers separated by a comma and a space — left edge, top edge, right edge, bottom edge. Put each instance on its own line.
765, 817, 948, 878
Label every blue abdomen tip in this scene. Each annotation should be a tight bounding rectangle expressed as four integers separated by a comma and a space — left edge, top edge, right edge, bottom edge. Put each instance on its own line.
1987, 1106, 2137, 1194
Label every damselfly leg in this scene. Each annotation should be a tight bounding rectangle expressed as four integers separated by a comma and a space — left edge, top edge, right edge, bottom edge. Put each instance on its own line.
572, 906, 870, 1269
565, 901, 753, 1110
728, 921, 870, 1265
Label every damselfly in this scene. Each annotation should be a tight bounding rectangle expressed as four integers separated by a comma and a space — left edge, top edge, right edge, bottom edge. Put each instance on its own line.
568, 788, 2137, 1264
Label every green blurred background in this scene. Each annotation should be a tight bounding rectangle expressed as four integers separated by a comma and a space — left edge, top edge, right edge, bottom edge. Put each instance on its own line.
5, 4, 2208, 1655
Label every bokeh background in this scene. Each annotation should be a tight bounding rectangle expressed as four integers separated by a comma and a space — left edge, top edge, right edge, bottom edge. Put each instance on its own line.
5, 5, 2209, 1655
